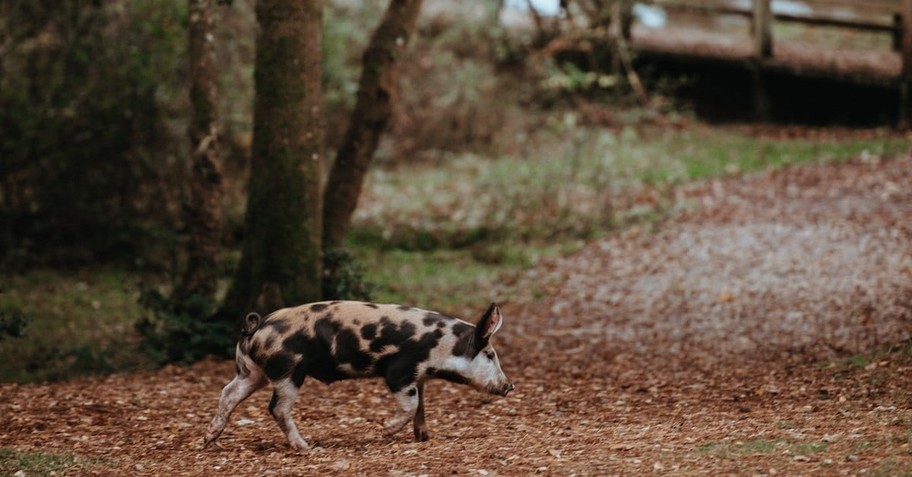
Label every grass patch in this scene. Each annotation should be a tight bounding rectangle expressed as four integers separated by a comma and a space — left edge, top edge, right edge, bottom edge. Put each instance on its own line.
827, 338, 912, 381
0, 448, 93, 474
352, 246, 535, 316
868, 458, 912, 477
775, 420, 798, 429
0, 268, 151, 382
349, 230, 588, 316
696, 439, 828, 458
356, 123, 910, 251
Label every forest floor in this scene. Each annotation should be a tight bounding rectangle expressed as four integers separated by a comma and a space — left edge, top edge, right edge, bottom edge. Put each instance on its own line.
2, 144, 912, 475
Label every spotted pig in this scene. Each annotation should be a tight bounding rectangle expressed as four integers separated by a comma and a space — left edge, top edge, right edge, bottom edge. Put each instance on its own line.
203, 301, 513, 450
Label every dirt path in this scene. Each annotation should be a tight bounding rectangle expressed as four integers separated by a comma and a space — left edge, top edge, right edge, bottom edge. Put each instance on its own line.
2, 154, 912, 475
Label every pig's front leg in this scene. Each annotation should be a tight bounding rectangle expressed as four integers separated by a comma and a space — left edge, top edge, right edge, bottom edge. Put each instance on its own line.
412, 382, 429, 442
383, 384, 420, 437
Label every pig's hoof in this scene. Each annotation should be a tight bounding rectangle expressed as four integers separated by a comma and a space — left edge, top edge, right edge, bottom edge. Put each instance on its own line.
289, 443, 310, 453
414, 429, 430, 442
288, 437, 310, 452
382, 418, 409, 437
202, 432, 220, 448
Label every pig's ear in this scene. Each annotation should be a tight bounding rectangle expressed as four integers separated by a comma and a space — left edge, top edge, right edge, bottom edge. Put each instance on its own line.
476, 302, 503, 343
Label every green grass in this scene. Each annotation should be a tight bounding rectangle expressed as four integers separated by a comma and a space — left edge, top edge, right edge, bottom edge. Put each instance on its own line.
0, 448, 95, 474
696, 438, 828, 458
350, 240, 582, 318
355, 248, 507, 315
353, 123, 909, 247
869, 458, 912, 477
0, 269, 150, 382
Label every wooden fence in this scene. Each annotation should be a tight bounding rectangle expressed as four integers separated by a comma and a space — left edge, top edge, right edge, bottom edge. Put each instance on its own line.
637, 0, 912, 126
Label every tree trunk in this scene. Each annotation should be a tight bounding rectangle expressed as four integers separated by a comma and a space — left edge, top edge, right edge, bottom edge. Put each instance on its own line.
221, 0, 324, 316
175, 0, 223, 302
322, 0, 424, 250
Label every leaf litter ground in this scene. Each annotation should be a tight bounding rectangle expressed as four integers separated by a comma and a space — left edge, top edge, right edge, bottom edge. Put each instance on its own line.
2, 151, 912, 476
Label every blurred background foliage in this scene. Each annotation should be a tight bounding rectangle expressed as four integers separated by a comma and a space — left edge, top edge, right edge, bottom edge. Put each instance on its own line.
0, 0, 527, 271
1, 0, 189, 268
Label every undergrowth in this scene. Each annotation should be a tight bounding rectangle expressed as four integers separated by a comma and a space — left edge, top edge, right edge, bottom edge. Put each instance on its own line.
0, 448, 86, 475
352, 122, 910, 252
135, 288, 232, 365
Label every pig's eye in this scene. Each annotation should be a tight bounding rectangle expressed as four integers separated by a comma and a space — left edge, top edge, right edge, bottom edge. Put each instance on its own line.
484, 351, 495, 360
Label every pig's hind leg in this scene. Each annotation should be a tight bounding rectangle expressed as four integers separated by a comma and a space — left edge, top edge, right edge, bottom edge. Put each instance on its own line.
204, 354, 267, 447
268, 377, 310, 450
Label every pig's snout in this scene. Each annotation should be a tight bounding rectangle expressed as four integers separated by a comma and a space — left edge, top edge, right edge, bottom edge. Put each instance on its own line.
500, 383, 515, 397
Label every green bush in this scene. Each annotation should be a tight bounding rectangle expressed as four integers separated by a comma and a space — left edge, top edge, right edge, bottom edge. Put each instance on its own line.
0, 310, 27, 340
322, 248, 375, 302
136, 286, 234, 364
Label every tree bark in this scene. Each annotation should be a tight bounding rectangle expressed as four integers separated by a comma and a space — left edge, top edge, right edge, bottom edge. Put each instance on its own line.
222, 0, 324, 316
322, 0, 424, 250
175, 0, 224, 302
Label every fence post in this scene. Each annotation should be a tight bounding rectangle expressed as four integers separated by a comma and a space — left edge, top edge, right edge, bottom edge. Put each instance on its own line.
751, 0, 772, 120
901, 0, 912, 128
752, 0, 773, 58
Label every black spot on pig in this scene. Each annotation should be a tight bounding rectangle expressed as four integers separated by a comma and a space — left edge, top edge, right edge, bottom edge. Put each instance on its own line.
335, 329, 373, 371
376, 330, 443, 392
422, 312, 451, 328
263, 336, 275, 352
281, 331, 310, 355
370, 318, 418, 353
363, 303, 379, 309
284, 329, 351, 384
314, 317, 341, 344
361, 323, 378, 341
452, 322, 472, 336
291, 360, 308, 387
397, 320, 418, 338
264, 353, 295, 381
452, 325, 478, 358
247, 339, 261, 359
427, 367, 470, 386
268, 391, 279, 413
263, 319, 291, 334
310, 303, 328, 313
397, 305, 411, 311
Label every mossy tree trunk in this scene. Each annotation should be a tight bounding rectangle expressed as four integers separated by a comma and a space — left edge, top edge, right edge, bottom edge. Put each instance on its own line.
322, 0, 424, 250
221, 0, 324, 316
175, 0, 223, 302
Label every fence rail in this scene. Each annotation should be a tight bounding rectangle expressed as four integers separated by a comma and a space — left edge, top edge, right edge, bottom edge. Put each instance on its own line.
634, 0, 912, 126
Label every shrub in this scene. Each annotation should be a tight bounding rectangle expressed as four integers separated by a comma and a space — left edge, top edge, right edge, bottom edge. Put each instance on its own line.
322, 248, 375, 302
136, 286, 234, 364
0, 310, 27, 340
